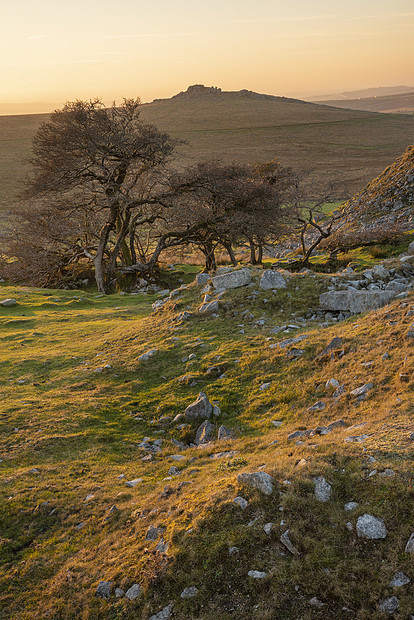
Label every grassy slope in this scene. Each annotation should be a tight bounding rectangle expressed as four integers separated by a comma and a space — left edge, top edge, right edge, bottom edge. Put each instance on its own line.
0, 260, 414, 619
1, 93, 414, 211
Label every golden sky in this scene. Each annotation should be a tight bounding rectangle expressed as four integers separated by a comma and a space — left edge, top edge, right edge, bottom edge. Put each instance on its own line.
1, 0, 413, 112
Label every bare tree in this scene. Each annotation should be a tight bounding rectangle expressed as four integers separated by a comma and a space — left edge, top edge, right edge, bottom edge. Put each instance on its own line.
23, 98, 180, 293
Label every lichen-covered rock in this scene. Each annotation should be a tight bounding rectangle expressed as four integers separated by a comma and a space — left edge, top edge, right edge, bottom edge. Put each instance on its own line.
356, 514, 387, 539
212, 268, 251, 290
314, 476, 332, 502
238, 471, 274, 495
259, 270, 286, 290
319, 290, 395, 314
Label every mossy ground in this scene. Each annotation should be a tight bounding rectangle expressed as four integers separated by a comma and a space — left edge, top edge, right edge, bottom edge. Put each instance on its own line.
0, 265, 413, 619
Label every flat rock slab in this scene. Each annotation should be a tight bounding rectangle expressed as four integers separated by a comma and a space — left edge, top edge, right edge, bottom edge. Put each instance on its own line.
319, 290, 395, 314
212, 268, 251, 290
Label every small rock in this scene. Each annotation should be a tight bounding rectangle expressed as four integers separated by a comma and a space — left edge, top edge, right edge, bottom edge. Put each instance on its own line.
229, 546, 239, 555
217, 425, 232, 441
259, 382, 272, 390
125, 478, 142, 488
378, 596, 399, 614
356, 514, 387, 539
307, 401, 326, 412
248, 570, 268, 579
314, 476, 332, 502
138, 349, 157, 362
96, 581, 113, 599
195, 420, 214, 445
344, 502, 359, 511
389, 572, 410, 587
404, 532, 414, 553
149, 605, 173, 620
280, 530, 300, 556
263, 522, 273, 534
115, 588, 124, 598
351, 383, 373, 397
0, 298, 17, 307
233, 496, 248, 510
309, 597, 325, 608
102, 505, 119, 523
125, 583, 142, 600
180, 586, 198, 599
145, 525, 165, 541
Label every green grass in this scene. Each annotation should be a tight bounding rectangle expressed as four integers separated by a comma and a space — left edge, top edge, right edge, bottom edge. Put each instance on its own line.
0, 267, 414, 618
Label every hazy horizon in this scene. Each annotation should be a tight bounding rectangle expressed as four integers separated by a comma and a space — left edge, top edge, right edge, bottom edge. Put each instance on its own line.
1, 0, 413, 115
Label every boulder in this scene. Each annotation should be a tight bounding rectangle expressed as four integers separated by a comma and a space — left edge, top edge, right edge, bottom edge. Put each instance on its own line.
238, 471, 274, 495
259, 270, 287, 290
95, 581, 113, 599
217, 425, 232, 441
184, 392, 213, 421
319, 290, 395, 314
212, 268, 251, 291
125, 584, 142, 600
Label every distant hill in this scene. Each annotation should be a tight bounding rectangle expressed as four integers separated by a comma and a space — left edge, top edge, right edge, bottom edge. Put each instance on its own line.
1, 84, 414, 215
307, 85, 414, 101
313, 91, 414, 114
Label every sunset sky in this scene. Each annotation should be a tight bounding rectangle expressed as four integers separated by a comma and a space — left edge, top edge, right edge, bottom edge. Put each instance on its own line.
1, 0, 413, 113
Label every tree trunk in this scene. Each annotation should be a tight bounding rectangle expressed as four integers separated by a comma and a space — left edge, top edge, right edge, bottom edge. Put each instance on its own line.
257, 243, 263, 265
249, 241, 257, 265
224, 242, 238, 266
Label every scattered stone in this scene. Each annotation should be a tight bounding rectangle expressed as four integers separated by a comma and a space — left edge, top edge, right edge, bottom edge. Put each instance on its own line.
259, 270, 287, 290
314, 477, 332, 502
176, 311, 192, 321
378, 596, 399, 614
356, 514, 387, 539
229, 546, 239, 555
156, 539, 169, 554
0, 299, 17, 307
317, 337, 343, 359
248, 570, 268, 579
96, 581, 113, 599
149, 605, 173, 620
115, 588, 124, 598
125, 478, 143, 488
238, 471, 274, 495
180, 586, 198, 599
344, 502, 359, 511
389, 572, 410, 587
351, 383, 373, 397
125, 584, 142, 601
233, 496, 249, 510
280, 529, 300, 556
199, 300, 219, 314
196, 273, 210, 286
138, 349, 157, 362
167, 466, 180, 476
263, 522, 273, 534
209, 450, 238, 459
259, 382, 272, 390
217, 425, 232, 441
184, 392, 213, 421
145, 525, 165, 541
404, 532, 414, 553
212, 405, 221, 417
274, 334, 308, 350
307, 401, 326, 412
195, 420, 214, 445
102, 505, 119, 523
309, 597, 325, 608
